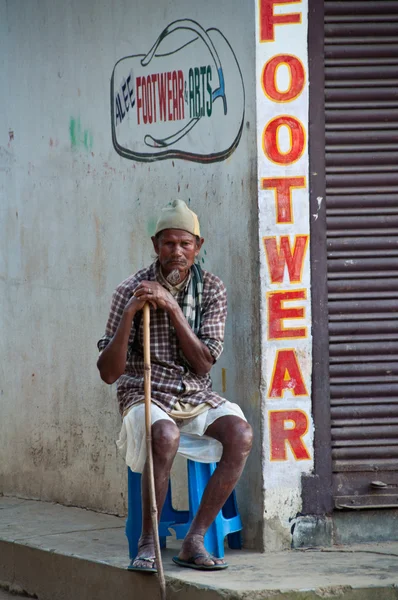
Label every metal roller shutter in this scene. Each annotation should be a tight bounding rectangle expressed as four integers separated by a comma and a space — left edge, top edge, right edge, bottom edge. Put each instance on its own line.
325, 0, 398, 508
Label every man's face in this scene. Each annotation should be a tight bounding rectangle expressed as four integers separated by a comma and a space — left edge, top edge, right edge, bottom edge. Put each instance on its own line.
152, 229, 204, 277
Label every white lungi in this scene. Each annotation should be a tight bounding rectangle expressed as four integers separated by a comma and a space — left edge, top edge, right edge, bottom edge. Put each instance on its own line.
116, 401, 246, 473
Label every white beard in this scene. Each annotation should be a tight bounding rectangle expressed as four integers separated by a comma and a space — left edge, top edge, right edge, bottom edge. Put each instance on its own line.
166, 269, 181, 285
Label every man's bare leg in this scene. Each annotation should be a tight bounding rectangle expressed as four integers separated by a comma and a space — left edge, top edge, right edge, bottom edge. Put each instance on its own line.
177, 415, 253, 567
133, 419, 180, 568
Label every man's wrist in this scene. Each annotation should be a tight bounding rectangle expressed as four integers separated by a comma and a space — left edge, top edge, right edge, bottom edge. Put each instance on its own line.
167, 298, 182, 320
123, 302, 138, 320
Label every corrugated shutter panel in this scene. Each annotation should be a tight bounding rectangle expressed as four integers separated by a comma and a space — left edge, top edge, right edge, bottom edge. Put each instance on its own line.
325, 0, 398, 508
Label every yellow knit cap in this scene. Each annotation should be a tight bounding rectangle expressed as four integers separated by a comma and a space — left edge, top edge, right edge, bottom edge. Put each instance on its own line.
154, 199, 200, 237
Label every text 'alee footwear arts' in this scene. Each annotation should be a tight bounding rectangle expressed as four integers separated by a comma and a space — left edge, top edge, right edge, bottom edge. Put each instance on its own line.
111, 19, 245, 163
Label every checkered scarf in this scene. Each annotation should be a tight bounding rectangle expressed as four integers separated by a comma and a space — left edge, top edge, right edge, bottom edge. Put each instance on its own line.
181, 262, 203, 335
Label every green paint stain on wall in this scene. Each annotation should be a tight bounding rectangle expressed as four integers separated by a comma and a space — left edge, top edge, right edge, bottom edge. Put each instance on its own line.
69, 118, 78, 148
147, 217, 157, 236
69, 117, 93, 151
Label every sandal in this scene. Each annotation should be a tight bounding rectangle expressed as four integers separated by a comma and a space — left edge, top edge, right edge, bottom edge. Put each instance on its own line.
128, 555, 157, 573
172, 553, 228, 571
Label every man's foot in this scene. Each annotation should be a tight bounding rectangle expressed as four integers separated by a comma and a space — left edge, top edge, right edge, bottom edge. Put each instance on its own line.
128, 556, 157, 572
128, 534, 157, 572
173, 533, 228, 570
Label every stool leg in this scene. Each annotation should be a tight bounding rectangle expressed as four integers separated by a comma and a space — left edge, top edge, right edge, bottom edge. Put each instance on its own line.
223, 492, 242, 550
205, 512, 226, 558
126, 468, 142, 560
187, 461, 225, 559
186, 461, 243, 559
227, 530, 242, 549
127, 469, 176, 559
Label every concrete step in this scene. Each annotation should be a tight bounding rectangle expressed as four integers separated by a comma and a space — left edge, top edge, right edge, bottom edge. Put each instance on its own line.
0, 588, 30, 600
1, 497, 398, 600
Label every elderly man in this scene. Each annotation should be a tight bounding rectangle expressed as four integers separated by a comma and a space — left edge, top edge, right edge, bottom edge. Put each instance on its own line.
97, 200, 252, 571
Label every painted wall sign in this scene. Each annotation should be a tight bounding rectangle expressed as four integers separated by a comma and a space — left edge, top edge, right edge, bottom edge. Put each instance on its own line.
111, 19, 245, 163
255, 0, 313, 518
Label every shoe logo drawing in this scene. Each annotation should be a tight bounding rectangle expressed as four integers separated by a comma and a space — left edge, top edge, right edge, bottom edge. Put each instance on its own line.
111, 19, 245, 163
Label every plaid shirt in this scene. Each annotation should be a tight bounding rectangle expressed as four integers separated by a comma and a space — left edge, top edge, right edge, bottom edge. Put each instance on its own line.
97, 261, 228, 415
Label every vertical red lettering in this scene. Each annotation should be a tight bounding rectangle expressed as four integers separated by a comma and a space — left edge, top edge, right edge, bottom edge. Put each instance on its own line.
142, 76, 147, 124
259, 0, 302, 43
268, 290, 306, 339
262, 54, 305, 102
136, 76, 142, 125
263, 116, 305, 164
269, 410, 311, 460
167, 72, 173, 121
261, 176, 305, 223
172, 71, 178, 120
151, 74, 157, 122
178, 70, 185, 120
158, 74, 167, 121
268, 349, 308, 397
263, 235, 308, 283
147, 75, 153, 124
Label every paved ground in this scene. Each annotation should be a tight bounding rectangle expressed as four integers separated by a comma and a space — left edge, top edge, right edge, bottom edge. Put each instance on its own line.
0, 590, 26, 599
0, 591, 15, 599
1, 496, 398, 600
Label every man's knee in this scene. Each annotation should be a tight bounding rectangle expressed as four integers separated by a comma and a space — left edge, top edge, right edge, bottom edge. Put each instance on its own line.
151, 420, 180, 458
206, 416, 252, 454
223, 419, 253, 457
235, 421, 253, 453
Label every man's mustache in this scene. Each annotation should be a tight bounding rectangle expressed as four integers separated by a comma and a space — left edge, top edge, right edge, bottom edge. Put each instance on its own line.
165, 257, 188, 265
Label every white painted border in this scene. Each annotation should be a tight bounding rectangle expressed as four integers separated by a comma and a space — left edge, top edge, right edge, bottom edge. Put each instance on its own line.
255, 0, 314, 534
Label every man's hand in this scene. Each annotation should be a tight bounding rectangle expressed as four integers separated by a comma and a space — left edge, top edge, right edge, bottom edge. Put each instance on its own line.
97, 284, 160, 385
124, 289, 156, 314
131, 280, 213, 376
132, 280, 178, 312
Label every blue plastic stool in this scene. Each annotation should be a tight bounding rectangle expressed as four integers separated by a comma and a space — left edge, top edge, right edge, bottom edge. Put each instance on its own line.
126, 460, 242, 559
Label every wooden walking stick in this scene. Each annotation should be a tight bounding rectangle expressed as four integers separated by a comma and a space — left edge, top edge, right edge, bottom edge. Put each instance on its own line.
143, 303, 167, 600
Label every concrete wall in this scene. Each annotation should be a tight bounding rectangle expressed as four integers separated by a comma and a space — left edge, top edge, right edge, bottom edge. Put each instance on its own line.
0, 1, 262, 547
